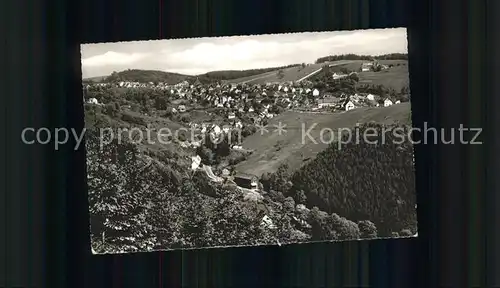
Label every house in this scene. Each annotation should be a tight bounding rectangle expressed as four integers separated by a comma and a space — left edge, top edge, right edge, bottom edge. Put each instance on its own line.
248, 107, 255, 113
366, 94, 376, 101
332, 73, 348, 80
366, 99, 379, 107
361, 62, 373, 72
228, 112, 236, 120
260, 215, 277, 229
191, 155, 202, 170
317, 97, 340, 109
296, 204, 309, 212
384, 98, 393, 107
87, 98, 99, 105
233, 173, 258, 189
178, 105, 186, 113
222, 169, 231, 177
345, 101, 356, 111
213, 125, 222, 134
395, 100, 401, 104
312, 89, 320, 97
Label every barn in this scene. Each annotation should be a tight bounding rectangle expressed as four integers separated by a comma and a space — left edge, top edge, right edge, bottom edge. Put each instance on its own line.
233, 173, 258, 189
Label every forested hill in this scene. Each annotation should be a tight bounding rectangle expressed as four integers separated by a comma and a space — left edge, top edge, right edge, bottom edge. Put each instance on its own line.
104, 69, 192, 84
85, 64, 301, 84
200, 64, 300, 81
315, 53, 408, 64
263, 122, 417, 237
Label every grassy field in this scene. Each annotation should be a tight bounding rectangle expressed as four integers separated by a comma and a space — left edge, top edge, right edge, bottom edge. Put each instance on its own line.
324, 59, 409, 91
235, 103, 412, 177
357, 63, 409, 91
227, 60, 358, 84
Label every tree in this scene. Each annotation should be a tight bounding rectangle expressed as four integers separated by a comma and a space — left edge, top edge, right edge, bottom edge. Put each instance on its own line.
358, 220, 378, 239
283, 197, 296, 212
399, 229, 413, 237
340, 67, 350, 74
197, 146, 214, 165
348, 72, 359, 82
260, 172, 271, 191
372, 64, 382, 72
86, 129, 161, 252
241, 125, 257, 137
309, 207, 331, 240
277, 69, 285, 79
294, 190, 307, 204
268, 190, 286, 203
155, 97, 168, 110
329, 213, 360, 240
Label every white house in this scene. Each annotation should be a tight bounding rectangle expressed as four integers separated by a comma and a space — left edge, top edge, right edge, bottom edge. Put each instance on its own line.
228, 112, 236, 120
332, 73, 348, 80
222, 168, 231, 176
212, 125, 221, 135
384, 99, 393, 107
317, 97, 339, 109
248, 107, 254, 113
366, 94, 376, 101
361, 62, 373, 72
283, 86, 289, 92
312, 89, 320, 97
261, 215, 277, 229
345, 101, 356, 111
88, 98, 99, 105
191, 155, 202, 170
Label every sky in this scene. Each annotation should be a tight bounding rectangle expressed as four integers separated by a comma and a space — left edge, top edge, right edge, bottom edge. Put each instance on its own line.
81, 27, 407, 78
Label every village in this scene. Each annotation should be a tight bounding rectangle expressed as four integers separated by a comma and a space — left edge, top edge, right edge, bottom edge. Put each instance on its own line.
84, 63, 404, 133
83, 61, 410, 233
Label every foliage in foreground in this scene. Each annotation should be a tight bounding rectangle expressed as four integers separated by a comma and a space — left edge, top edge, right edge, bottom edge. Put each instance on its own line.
86, 128, 374, 253
263, 123, 417, 237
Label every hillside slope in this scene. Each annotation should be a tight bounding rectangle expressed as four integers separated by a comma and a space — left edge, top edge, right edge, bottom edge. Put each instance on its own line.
227, 60, 357, 84
288, 122, 417, 236
104, 69, 192, 84
235, 103, 411, 176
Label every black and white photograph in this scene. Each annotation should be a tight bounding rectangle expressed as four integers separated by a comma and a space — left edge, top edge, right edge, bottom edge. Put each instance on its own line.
81, 27, 417, 254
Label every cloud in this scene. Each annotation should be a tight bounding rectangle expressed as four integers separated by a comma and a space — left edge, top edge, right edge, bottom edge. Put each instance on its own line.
159, 29, 407, 74
81, 28, 407, 77
82, 51, 149, 67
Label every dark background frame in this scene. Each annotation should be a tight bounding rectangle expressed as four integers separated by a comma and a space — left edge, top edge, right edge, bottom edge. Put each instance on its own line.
3, 0, 494, 287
